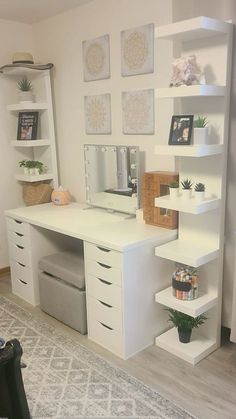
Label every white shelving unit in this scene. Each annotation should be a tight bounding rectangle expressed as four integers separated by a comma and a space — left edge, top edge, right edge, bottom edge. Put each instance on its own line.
2, 66, 58, 189
154, 17, 233, 364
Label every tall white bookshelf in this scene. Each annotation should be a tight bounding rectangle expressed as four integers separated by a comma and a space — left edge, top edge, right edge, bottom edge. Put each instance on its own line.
154, 17, 233, 365
1, 66, 58, 188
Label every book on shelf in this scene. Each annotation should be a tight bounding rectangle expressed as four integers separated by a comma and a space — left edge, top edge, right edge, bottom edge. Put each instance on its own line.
17, 111, 38, 141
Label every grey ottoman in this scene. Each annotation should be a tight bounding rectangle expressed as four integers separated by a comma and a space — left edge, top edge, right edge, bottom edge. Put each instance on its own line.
38, 252, 87, 334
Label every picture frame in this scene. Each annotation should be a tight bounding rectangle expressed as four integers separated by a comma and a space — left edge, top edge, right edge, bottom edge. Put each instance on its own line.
168, 115, 193, 145
17, 112, 38, 141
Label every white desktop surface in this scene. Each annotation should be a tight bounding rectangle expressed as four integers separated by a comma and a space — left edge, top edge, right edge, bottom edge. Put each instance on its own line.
5, 203, 177, 251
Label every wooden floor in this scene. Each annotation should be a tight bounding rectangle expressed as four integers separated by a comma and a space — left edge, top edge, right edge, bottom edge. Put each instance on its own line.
1, 275, 236, 419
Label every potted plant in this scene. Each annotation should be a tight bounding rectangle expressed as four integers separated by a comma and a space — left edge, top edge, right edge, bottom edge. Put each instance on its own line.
181, 178, 193, 199
169, 181, 179, 199
18, 160, 45, 175
166, 308, 207, 343
17, 78, 34, 103
194, 182, 205, 201
193, 115, 208, 145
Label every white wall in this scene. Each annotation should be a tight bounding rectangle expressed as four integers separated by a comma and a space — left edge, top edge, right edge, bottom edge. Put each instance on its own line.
0, 19, 33, 268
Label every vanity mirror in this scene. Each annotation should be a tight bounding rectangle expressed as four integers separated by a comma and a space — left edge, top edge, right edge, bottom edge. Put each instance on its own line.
84, 144, 140, 214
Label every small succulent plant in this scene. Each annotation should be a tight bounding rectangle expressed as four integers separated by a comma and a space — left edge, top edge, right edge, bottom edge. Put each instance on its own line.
169, 181, 179, 188
194, 116, 208, 128
181, 178, 193, 190
17, 78, 33, 91
195, 182, 205, 192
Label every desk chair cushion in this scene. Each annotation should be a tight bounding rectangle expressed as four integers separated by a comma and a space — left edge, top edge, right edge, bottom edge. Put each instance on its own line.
39, 251, 85, 289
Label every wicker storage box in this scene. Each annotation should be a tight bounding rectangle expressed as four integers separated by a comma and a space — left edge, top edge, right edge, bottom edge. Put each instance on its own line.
22, 182, 53, 206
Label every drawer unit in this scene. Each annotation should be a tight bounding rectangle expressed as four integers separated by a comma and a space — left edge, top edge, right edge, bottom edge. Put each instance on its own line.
8, 230, 30, 248
86, 274, 122, 309
6, 217, 30, 236
88, 318, 123, 357
8, 242, 32, 267
85, 242, 122, 268
86, 260, 122, 286
11, 261, 35, 304
87, 295, 123, 331
11, 259, 32, 284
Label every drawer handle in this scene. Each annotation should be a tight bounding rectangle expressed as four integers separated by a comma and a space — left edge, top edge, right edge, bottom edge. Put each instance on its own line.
98, 300, 112, 308
97, 277, 112, 285
19, 279, 27, 285
16, 245, 24, 250
17, 262, 26, 268
99, 321, 113, 331
96, 246, 111, 253
97, 262, 111, 269
14, 220, 22, 225
15, 232, 23, 237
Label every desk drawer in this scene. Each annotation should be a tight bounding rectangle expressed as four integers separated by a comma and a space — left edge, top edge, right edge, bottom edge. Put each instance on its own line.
10, 260, 32, 284
86, 274, 122, 309
87, 296, 123, 332
85, 242, 122, 268
86, 260, 122, 286
6, 218, 30, 236
8, 230, 30, 248
11, 275, 35, 305
9, 243, 32, 267
88, 318, 123, 357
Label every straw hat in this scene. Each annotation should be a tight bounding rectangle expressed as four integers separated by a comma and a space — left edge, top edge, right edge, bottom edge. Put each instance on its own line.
12, 52, 34, 64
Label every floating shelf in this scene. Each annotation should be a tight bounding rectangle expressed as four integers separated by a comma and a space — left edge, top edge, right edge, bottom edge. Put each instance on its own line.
155, 328, 217, 365
155, 239, 219, 267
15, 173, 53, 182
155, 16, 231, 41
154, 144, 224, 157
8, 103, 48, 112
155, 195, 220, 214
0, 67, 49, 76
155, 85, 225, 99
11, 140, 50, 147
155, 286, 217, 317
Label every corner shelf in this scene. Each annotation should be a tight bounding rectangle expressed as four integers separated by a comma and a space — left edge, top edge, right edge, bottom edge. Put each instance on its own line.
154, 195, 220, 214
11, 140, 50, 147
155, 85, 225, 99
15, 173, 53, 182
154, 144, 223, 157
155, 287, 217, 317
155, 328, 217, 365
155, 239, 219, 267
7, 103, 48, 112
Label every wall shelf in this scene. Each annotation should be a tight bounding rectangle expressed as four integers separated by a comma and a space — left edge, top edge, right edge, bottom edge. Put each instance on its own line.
155, 239, 219, 267
155, 195, 220, 214
154, 144, 224, 157
7, 103, 48, 112
155, 287, 217, 317
155, 328, 217, 365
11, 140, 50, 147
155, 85, 225, 99
15, 173, 53, 182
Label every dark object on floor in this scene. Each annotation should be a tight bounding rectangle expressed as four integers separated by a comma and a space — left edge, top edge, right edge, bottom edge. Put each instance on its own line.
0, 338, 30, 419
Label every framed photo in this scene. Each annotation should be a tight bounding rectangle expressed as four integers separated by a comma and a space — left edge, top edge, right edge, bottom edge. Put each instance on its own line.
17, 112, 38, 140
168, 115, 193, 145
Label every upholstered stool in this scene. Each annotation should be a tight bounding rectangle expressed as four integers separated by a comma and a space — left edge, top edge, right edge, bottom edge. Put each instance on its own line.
38, 252, 87, 334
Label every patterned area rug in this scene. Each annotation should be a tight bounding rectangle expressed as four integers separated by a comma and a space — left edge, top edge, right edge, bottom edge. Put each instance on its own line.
0, 296, 196, 419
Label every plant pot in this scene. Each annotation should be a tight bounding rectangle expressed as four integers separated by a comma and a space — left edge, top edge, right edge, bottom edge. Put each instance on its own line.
178, 327, 192, 343
195, 191, 205, 202
181, 189, 192, 200
169, 187, 179, 199
23, 167, 29, 175
34, 168, 40, 175
193, 127, 208, 145
19, 91, 34, 103
29, 168, 35, 175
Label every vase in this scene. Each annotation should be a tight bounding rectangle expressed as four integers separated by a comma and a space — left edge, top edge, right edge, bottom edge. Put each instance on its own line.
19, 91, 34, 103
169, 188, 179, 199
182, 189, 192, 200
178, 327, 192, 343
193, 127, 208, 145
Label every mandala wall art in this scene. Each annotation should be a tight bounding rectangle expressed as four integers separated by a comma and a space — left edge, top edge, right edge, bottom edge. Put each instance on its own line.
84, 94, 111, 134
82, 34, 110, 81
122, 89, 154, 134
121, 23, 154, 77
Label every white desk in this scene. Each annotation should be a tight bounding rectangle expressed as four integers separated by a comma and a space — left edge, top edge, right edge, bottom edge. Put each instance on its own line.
5, 203, 177, 359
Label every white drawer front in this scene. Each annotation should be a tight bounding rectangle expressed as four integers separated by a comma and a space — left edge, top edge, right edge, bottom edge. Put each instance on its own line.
11, 275, 35, 305
9, 242, 32, 267
6, 217, 30, 236
88, 318, 123, 357
11, 260, 32, 284
8, 230, 30, 248
86, 260, 122, 286
85, 242, 122, 268
86, 274, 122, 309
87, 296, 123, 332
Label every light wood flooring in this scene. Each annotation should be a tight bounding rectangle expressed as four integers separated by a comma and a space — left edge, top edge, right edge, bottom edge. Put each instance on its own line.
1, 275, 236, 419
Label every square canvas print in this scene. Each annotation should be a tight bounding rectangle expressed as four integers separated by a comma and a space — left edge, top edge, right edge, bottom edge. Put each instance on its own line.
83, 34, 110, 81
122, 89, 154, 134
168, 115, 193, 145
121, 23, 154, 77
84, 94, 111, 134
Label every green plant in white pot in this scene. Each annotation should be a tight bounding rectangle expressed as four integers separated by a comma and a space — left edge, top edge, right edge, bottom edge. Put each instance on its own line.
181, 178, 193, 200
18, 160, 45, 175
17, 78, 34, 103
194, 182, 205, 202
193, 116, 208, 145
169, 181, 179, 199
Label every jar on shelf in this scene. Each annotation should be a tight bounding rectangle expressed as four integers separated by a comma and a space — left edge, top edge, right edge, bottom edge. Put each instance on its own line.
172, 265, 198, 301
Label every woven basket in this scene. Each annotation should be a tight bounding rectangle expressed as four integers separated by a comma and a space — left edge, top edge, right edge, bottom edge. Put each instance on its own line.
22, 182, 53, 206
